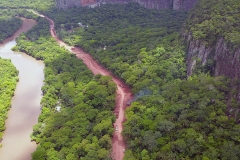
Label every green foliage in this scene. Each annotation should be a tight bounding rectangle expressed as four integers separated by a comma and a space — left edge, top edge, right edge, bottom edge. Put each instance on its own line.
123, 75, 240, 159
186, 0, 240, 48
0, 7, 41, 43
47, 3, 188, 93
45, 3, 240, 159
0, 17, 22, 42
15, 17, 116, 159
0, 58, 18, 140
0, 0, 55, 11
1, 2, 238, 159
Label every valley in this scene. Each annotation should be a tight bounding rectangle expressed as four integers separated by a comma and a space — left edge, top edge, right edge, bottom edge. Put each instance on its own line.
44, 13, 133, 159
0, 0, 240, 159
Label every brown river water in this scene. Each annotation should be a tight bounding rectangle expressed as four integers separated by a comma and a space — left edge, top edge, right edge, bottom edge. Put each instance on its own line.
0, 18, 44, 160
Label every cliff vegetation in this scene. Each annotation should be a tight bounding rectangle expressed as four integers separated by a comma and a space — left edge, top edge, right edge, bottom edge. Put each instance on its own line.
186, 0, 240, 48
45, 3, 240, 159
1, 0, 240, 159
184, 0, 240, 83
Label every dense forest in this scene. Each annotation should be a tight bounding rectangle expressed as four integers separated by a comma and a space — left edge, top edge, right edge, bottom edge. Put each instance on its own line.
0, 7, 42, 43
0, 58, 18, 143
14, 18, 116, 159
46, 3, 188, 94
123, 76, 240, 159
0, 0, 54, 11
0, 0, 240, 159
186, 0, 240, 48
0, 17, 22, 43
43, 2, 240, 160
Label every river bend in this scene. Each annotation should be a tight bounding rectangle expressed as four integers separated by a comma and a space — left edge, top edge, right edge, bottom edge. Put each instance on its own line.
0, 18, 44, 160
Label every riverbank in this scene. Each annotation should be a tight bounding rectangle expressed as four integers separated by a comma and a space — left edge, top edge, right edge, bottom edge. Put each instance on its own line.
0, 18, 44, 160
26, 11, 133, 159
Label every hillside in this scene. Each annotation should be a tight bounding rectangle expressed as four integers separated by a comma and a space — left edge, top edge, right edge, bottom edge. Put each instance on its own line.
56, 0, 199, 10
0, 0, 240, 159
41, 2, 240, 159
185, 0, 240, 79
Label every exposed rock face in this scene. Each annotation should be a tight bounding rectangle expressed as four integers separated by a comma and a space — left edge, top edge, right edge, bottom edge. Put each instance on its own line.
56, 0, 81, 9
185, 32, 240, 79
95, 0, 172, 9
56, 0, 199, 10
82, 0, 97, 6
173, 0, 199, 10
185, 33, 212, 76
214, 39, 240, 79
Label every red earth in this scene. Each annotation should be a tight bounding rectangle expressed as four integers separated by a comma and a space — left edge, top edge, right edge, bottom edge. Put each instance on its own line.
43, 15, 133, 160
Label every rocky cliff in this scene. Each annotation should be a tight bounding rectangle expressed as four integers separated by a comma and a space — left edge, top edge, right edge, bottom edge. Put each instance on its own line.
185, 32, 240, 79
56, 0, 199, 10
184, 0, 240, 80
56, 0, 81, 8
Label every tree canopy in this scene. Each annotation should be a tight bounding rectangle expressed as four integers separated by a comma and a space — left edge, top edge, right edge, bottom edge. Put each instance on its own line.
43, 3, 240, 159
0, 0, 55, 11
1, 1, 240, 159
14, 17, 116, 159
0, 17, 22, 43
186, 0, 240, 48
0, 58, 18, 141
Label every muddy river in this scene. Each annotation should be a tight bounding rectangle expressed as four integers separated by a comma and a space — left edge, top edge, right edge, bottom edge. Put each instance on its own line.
0, 18, 44, 160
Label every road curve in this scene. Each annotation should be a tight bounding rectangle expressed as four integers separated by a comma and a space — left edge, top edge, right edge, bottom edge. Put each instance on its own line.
41, 14, 133, 160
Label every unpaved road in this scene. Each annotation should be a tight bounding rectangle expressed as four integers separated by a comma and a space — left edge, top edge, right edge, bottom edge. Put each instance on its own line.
42, 14, 133, 160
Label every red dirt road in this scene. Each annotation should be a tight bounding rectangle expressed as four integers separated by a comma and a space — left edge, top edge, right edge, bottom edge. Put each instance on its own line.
43, 15, 133, 160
